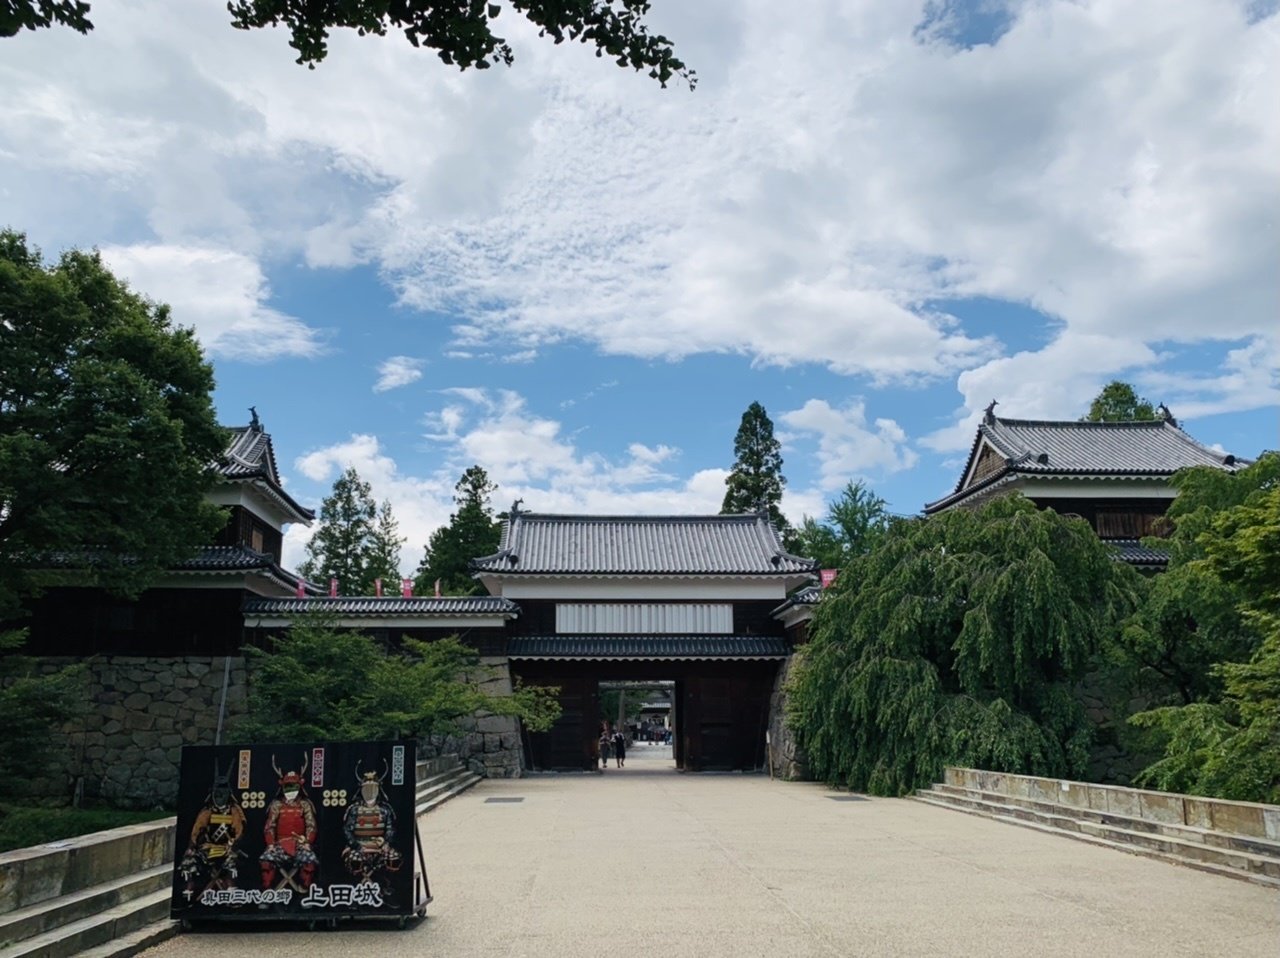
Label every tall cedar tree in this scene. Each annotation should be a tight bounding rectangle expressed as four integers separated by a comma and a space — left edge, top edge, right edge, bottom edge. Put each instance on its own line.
1123, 453, 1280, 801
5, 2, 694, 87
721, 402, 790, 536
791, 481, 891, 571
299, 467, 401, 595
236, 616, 560, 743
0, 230, 225, 615
414, 466, 501, 596
365, 499, 404, 593
786, 496, 1143, 796
1083, 381, 1158, 422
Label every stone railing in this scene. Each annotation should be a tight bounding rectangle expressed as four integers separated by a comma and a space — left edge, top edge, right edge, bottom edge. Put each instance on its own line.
945, 767, 1280, 840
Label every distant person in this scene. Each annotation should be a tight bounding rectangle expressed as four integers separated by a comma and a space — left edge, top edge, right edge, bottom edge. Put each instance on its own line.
612, 728, 626, 768
599, 725, 612, 771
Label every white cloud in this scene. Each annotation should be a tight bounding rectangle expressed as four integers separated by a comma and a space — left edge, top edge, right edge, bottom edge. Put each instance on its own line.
0, 0, 1274, 418
373, 355, 424, 392
291, 391, 740, 573
99, 244, 324, 361
780, 399, 919, 491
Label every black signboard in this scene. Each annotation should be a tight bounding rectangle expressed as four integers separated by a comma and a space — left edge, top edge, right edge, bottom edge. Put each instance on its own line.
171, 740, 429, 924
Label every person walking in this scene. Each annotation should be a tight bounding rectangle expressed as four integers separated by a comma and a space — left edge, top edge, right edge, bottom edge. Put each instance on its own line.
599, 725, 612, 771
612, 728, 626, 768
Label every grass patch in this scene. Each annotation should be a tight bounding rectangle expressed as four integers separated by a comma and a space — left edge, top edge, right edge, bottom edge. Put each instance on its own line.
0, 804, 171, 854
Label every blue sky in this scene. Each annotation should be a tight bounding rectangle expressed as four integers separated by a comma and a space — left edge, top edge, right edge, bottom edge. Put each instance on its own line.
2, 0, 1277, 576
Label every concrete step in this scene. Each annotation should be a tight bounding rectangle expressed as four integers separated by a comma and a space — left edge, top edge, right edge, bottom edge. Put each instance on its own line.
67, 920, 180, 958
1, 888, 171, 958
416, 768, 477, 807
0, 865, 170, 951
416, 773, 482, 816
913, 791, 1280, 889
928, 782, 1280, 860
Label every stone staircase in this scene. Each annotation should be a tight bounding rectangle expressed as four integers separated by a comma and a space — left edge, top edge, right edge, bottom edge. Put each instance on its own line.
0, 818, 179, 958
415, 755, 483, 816
0, 753, 483, 958
915, 767, 1280, 889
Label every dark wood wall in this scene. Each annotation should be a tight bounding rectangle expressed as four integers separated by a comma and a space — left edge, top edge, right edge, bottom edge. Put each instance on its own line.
1030, 497, 1169, 538
6, 587, 250, 656
214, 505, 284, 562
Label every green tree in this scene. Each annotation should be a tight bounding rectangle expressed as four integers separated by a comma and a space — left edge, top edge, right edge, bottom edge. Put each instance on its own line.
1114, 453, 1279, 705
721, 401, 790, 535
0, 229, 225, 617
1125, 457, 1280, 802
791, 481, 891, 570
298, 467, 399, 595
786, 496, 1143, 796
3, 1, 694, 86
236, 617, 560, 742
366, 499, 404, 592
1083, 381, 1158, 422
414, 465, 501, 596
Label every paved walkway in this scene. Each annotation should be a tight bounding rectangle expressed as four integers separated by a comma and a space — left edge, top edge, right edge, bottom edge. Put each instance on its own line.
148, 744, 1278, 957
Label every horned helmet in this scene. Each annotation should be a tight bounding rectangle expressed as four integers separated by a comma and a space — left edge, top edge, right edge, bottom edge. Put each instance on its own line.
272, 753, 309, 802
354, 760, 388, 804
209, 760, 234, 809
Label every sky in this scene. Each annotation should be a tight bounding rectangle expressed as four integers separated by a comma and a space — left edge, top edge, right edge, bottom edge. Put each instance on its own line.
2, 0, 1277, 577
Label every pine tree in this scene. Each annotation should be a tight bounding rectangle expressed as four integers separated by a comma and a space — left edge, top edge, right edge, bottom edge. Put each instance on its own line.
721, 401, 789, 534
792, 481, 891, 569
297, 467, 390, 595
414, 466, 501, 597
366, 499, 404, 594
1083, 381, 1158, 422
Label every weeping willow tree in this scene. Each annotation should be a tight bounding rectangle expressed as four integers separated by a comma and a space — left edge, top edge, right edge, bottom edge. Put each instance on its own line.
786, 496, 1143, 795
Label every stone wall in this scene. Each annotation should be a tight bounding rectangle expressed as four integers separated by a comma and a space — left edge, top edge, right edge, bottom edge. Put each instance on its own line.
22, 656, 248, 809
765, 655, 808, 781
1077, 668, 1156, 785
419, 657, 524, 779
18, 652, 526, 810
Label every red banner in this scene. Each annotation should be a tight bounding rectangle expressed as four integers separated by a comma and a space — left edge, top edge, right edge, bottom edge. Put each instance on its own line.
820, 569, 838, 588
329, 578, 338, 597
401, 578, 413, 598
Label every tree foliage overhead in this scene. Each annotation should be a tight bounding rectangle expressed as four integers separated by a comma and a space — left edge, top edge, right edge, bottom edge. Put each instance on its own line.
1124, 453, 1280, 802
0, 229, 225, 618
721, 401, 790, 535
236, 617, 560, 743
1082, 380, 1158, 422
298, 467, 401, 595
786, 496, 1143, 796
2, 1, 694, 87
414, 465, 501, 596
790, 481, 891, 571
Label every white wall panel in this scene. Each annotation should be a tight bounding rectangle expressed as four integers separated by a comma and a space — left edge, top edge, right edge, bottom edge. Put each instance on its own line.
555, 603, 732, 634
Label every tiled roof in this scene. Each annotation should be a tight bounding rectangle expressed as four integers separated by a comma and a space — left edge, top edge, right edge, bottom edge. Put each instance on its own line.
507, 636, 791, 660
472, 511, 816, 576
172, 545, 322, 593
243, 596, 520, 616
1104, 539, 1170, 568
216, 424, 314, 523
926, 415, 1245, 513
771, 584, 822, 617
40, 545, 321, 594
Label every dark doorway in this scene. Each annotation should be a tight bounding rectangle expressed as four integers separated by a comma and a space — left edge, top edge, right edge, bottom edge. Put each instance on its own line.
513, 659, 778, 773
